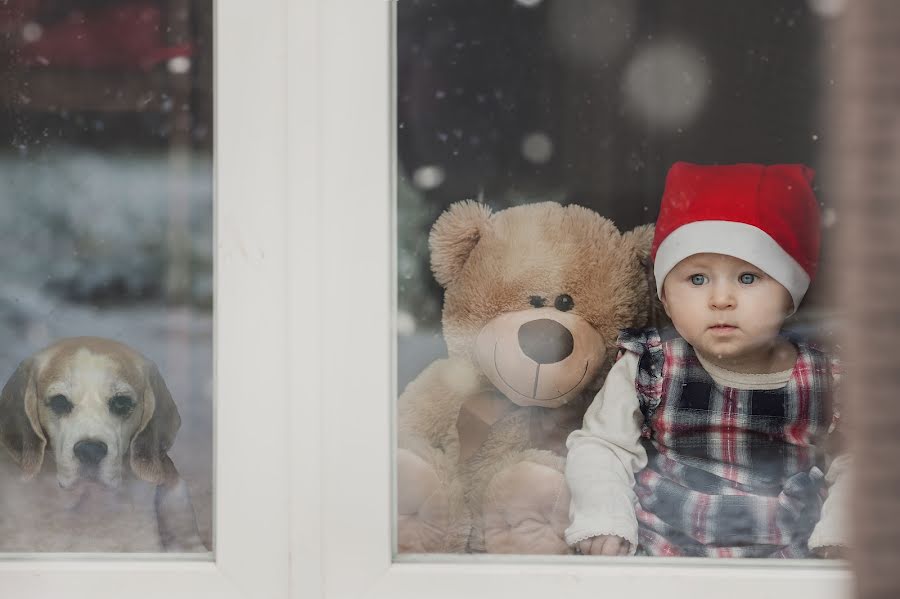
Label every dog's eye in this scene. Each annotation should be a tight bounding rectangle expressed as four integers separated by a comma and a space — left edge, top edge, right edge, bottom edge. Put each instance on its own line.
529, 295, 547, 308
554, 294, 575, 312
48, 394, 73, 416
108, 394, 135, 417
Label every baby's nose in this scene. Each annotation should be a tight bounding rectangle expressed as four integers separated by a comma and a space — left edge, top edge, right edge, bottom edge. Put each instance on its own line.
709, 283, 736, 308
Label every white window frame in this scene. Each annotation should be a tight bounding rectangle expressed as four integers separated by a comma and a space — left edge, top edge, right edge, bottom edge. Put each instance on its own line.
303, 2, 853, 598
1, 1, 290, 597
0, 2, 857, 598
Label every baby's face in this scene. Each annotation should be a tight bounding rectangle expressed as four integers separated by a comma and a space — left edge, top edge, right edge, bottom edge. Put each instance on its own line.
661, 253, 793, 372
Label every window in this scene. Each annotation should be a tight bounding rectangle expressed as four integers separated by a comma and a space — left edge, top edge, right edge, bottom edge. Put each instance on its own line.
5, 1, 898, 597
386, 0, 853, 597
2, 2, 287, 596
396, 0, 850, 562
0, 0, 212, 557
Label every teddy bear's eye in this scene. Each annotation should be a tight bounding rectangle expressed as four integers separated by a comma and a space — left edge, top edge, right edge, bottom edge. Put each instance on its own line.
528, 295, 547, 308
554, 294, 575, 312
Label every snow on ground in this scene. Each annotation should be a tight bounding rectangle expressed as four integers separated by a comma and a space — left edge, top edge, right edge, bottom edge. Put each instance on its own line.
0, 147, 212, 305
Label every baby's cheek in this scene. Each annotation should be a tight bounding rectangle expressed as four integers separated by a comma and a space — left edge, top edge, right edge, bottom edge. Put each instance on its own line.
766, 281, 794, 315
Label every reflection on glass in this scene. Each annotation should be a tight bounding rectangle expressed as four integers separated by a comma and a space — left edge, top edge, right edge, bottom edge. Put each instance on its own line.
0, 0, 212, 554
395, 0, 845, 559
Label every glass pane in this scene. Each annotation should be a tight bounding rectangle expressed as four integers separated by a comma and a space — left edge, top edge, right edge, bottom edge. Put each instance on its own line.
0, 0, 212, 555
396, 0, 847, 561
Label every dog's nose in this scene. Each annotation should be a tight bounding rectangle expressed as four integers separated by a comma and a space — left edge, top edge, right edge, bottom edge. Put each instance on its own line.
74, 440, 108, 465
518, 319, 574, 364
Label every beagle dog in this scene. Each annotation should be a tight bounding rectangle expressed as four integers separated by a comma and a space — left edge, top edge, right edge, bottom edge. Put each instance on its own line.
0, 337, 206, 552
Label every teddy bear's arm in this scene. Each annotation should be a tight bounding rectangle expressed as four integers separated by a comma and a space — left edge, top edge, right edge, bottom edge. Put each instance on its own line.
564, 352, 647, 551
398, 358, 485, 453
397, 358, 485, 553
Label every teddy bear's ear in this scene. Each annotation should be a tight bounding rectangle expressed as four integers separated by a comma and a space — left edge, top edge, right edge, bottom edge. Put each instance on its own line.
622, 223, 655, 264
429, 200, 493, 287
622, 223, 668, 328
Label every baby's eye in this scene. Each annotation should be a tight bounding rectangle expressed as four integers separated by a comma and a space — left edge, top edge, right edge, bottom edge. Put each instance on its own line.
739, 273, 757, 285
690, 274, 708, 286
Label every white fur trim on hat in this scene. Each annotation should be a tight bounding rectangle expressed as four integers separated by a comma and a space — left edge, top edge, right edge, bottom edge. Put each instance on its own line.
654, 220, 811, 312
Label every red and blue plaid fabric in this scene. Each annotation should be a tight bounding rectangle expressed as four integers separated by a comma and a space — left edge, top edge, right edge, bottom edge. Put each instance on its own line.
618, 328, 838, 558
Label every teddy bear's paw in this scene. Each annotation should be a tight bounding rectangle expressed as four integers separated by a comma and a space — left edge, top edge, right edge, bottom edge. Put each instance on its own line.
482, 461, 572, 554
397, 448, 451, 553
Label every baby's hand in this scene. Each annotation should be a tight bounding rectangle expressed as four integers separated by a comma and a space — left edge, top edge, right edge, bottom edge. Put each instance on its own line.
577, 535, 631, 556
811, 545, 846, 560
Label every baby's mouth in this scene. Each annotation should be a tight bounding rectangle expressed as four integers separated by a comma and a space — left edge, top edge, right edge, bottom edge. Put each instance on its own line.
709, 324, 738, 332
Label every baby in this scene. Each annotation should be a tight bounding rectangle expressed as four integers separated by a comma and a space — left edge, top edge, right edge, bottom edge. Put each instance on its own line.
565, 162, 847, 558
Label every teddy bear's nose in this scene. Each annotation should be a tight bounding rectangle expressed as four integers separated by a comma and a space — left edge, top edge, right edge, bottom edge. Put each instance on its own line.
518, 319, 575, 364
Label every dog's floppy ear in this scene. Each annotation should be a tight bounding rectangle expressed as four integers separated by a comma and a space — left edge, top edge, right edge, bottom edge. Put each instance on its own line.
0, 358, 46, 478
130, 360, 181, 484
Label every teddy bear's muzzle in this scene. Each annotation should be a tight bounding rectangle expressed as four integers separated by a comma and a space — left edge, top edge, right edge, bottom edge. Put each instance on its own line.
475, 308, 605, 408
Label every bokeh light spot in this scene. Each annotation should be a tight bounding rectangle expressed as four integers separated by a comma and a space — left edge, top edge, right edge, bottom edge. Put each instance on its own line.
623, 40, 710, 131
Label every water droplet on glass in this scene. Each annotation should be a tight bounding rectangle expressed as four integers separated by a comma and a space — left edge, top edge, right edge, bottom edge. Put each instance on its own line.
167, 56, 191, 74
22, 22, 42, 42
808, 0, 847, 18
412, 165, 445, 190
521, 132, 554, 164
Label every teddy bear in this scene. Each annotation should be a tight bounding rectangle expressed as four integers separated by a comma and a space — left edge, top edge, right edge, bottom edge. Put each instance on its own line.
397, 200, 659, 555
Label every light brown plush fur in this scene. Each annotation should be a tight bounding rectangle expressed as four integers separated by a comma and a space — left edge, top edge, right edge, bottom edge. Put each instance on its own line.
397, 201, 658, 554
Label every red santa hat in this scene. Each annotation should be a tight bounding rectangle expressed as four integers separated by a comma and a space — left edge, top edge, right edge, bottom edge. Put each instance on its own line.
652, 162, 821, 311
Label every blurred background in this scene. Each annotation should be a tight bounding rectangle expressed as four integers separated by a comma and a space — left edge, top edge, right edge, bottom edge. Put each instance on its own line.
0, 0, 213, 550
397, 0, 846, 390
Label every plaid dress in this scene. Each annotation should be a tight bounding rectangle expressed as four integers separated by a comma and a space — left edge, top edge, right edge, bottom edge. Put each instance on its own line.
619, 328, 838, 558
